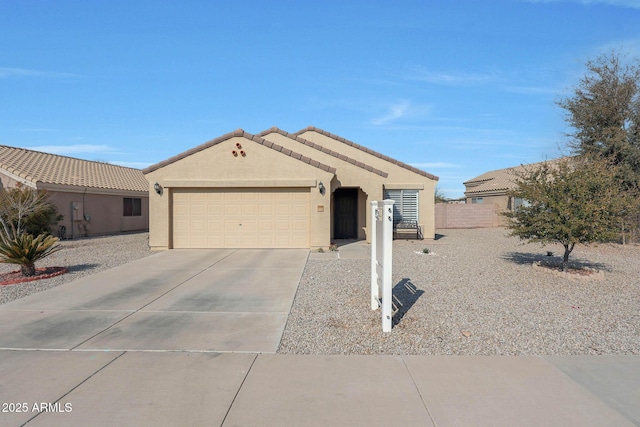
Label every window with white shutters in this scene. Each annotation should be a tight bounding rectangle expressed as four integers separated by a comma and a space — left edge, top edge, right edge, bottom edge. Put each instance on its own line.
384, 189, 419, 224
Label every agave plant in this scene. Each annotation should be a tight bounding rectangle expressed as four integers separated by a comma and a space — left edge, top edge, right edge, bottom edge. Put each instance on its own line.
0, 233, 61, 276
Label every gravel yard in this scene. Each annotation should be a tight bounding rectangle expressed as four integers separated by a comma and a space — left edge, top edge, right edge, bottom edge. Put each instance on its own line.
279, 228, 640, 356
0, 232, 152, 305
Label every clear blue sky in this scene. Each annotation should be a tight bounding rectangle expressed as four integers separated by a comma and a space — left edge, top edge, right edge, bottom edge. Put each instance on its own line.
2, 0, 639, 198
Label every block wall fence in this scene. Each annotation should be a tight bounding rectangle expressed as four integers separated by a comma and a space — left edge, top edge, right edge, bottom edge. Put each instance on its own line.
435, 203, 504, 229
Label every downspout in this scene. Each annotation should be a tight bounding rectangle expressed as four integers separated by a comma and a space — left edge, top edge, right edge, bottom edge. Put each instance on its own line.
70, 187, 88, 239
81, 187, 87, 237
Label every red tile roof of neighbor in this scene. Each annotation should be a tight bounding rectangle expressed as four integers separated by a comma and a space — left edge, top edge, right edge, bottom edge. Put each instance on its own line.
464, 158, 568, 196
0, 145, 148, 192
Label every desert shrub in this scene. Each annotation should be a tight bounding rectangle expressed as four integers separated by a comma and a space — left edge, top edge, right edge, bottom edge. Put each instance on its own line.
0, 186, 62, 239
0, 233, 61, 276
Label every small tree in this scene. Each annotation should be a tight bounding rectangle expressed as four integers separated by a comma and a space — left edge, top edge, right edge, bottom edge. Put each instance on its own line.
558, 50, 640, 241
434, 186, 447, 204
503, 157, 629, 271
0, 186, 56, 242
558, 51, 640, 191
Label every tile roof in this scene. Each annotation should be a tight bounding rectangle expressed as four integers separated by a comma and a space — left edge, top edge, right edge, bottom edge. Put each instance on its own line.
464, 158, 567, 196
258, 127, 389, 178
0, 145, 148, 192
293, 126, 439, 181
142, 129, 337, 175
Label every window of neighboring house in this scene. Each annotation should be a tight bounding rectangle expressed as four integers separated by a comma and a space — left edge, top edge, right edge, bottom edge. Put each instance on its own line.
384, 189, 418, 224
471, 197, 484, 204
512, 197, 530, 211
123, 198, 142, 216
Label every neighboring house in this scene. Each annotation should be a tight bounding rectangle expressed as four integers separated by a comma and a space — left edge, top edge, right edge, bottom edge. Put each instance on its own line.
143, 126, 438, 250
0, 145, 149, 238
463, 158, 565, 211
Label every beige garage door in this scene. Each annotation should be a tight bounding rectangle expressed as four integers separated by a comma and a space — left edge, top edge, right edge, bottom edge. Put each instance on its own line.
172, 188, 310, 248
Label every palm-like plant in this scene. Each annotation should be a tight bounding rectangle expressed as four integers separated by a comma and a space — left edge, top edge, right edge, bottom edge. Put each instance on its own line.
0, 233, 61, 276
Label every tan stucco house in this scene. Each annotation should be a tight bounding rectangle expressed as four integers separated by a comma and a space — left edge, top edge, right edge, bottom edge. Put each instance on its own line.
143, 126, 438, 250
464, 158, 566, 211
0, 145, 149, 238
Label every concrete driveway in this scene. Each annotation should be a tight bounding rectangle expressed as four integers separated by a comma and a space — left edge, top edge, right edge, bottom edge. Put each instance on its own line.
0, 248, 308, 353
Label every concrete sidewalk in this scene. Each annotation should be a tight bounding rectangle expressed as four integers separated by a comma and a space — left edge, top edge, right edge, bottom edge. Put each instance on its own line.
1, 351, 638, 426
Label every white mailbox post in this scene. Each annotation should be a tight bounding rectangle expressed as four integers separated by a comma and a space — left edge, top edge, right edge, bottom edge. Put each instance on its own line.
371, 200, 394, 332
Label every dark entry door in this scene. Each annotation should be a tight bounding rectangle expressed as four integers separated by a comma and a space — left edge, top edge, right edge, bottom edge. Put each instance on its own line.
334, 188, 358, 239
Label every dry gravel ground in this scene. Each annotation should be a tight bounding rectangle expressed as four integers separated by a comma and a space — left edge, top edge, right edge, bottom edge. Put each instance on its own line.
279, 228, 640, 356
0, 232, 152, 305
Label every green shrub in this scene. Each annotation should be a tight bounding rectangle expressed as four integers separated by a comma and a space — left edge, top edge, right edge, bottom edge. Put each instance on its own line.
23, 204, 63, 236
0, 233, 61, 276
0, 186, 62, 238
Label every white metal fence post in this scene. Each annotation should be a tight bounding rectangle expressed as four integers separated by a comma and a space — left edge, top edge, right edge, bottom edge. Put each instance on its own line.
381, 199, 394, 332
370, 201, 379, 310
370, 199, 394, 332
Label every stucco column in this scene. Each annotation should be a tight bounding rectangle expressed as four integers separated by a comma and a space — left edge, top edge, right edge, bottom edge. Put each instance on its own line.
363, 185, 383, 243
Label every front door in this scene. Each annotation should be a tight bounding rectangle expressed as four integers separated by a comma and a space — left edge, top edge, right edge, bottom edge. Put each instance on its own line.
333, 188, 358, 239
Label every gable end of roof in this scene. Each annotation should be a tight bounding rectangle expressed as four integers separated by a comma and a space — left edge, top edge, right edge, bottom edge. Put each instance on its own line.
143, 129, 337, 175
258, 127, 389, 178
293, 126, 438, 181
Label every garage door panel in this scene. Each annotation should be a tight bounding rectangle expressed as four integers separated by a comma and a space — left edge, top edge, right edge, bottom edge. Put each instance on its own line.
292, 220, 307, 231
174, 205, 189, 216
259, 236, 275, 246
224, 204, 241, 215
174, 220, 188, 231
258, 205, 273, 215
191, 235, 206, 247
224, 235, 240, 247
242, 204, 258, 216
276, 205, 291, 215
242, 219, 257, 231
191, 205, 206, 216
275, 220, 290, 231
207, 205, 223, 215
292, 236, 307, 246
275, 235, 292, 246
172, 188, 309, 248
258, 220, 274, 231
191, 220, 205, 231
207, 235, 224, 247
207, 220, 223, 231
292, 204, 307, 215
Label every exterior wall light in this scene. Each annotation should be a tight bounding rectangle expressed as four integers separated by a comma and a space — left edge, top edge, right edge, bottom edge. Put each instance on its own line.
318, 181, 326, 195
154, 182, 163, 195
